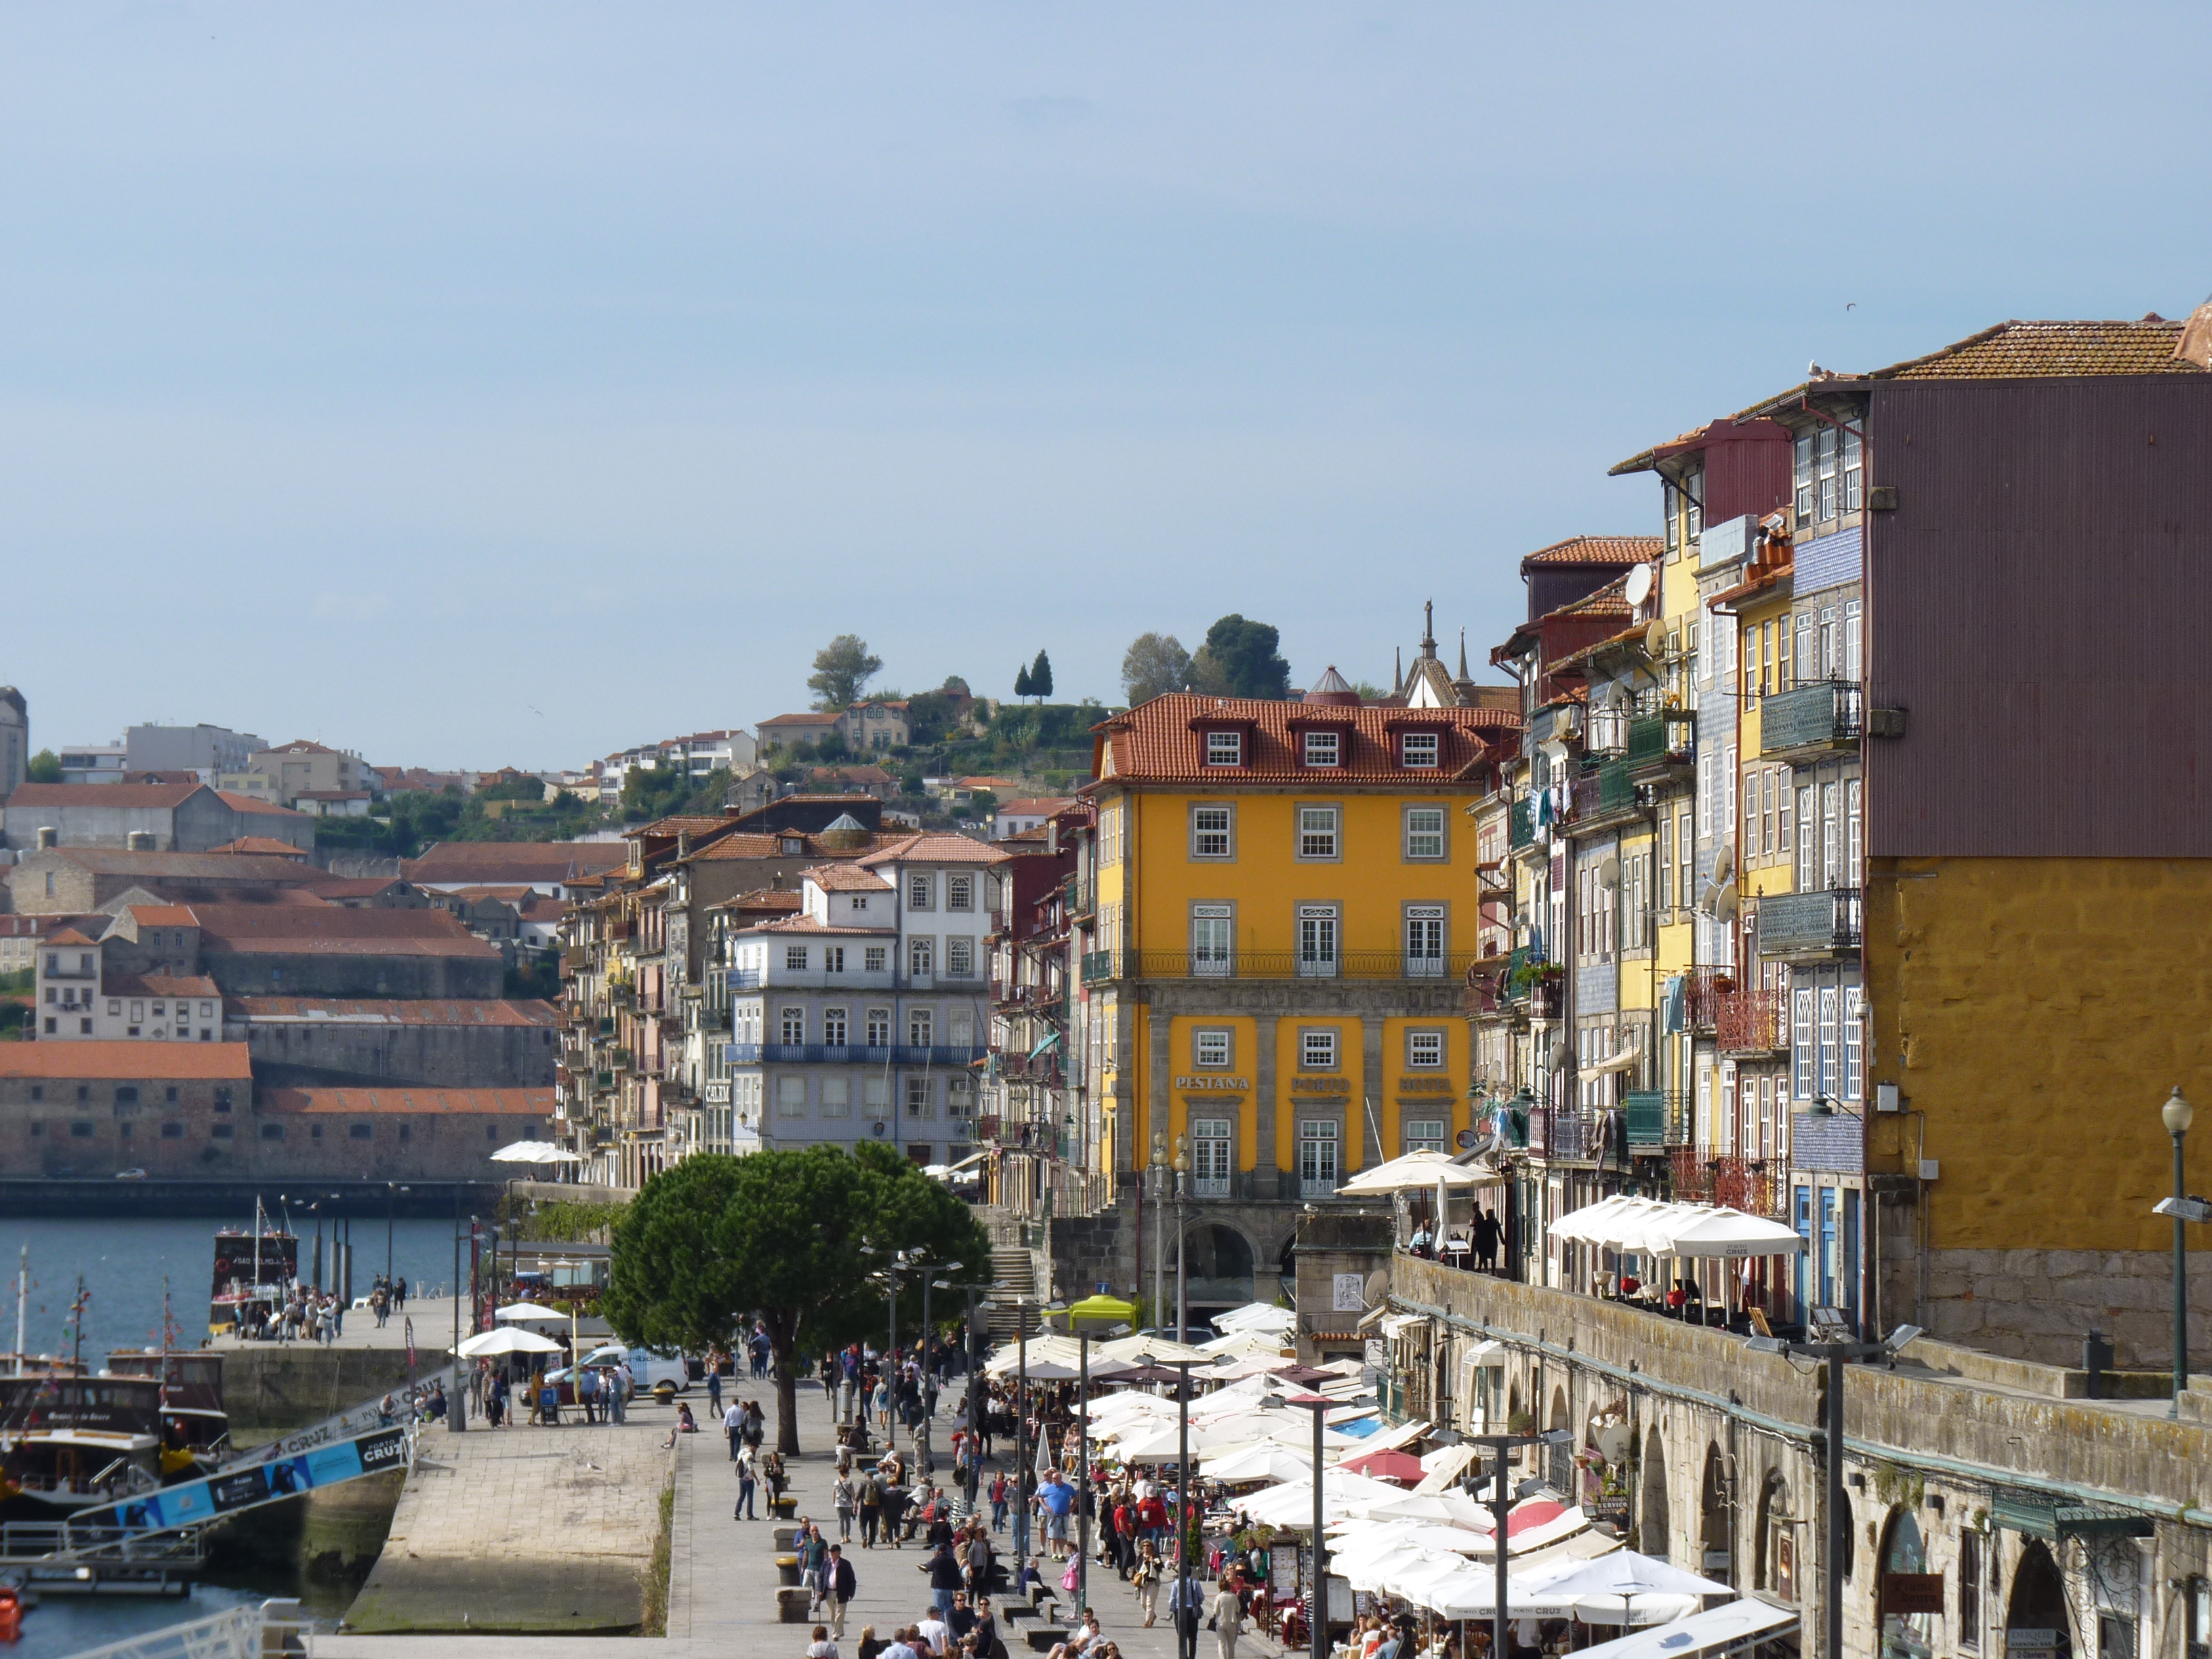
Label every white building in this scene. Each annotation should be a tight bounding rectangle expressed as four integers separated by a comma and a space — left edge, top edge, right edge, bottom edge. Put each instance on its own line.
33, 923, 222, 1043
709, 833, 1009, 1162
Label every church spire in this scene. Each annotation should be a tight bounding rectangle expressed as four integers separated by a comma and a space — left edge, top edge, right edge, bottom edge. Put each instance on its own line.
1420, 599, 1437, 658
1458, 629, 1469, 679
1393, 647, 1404, 693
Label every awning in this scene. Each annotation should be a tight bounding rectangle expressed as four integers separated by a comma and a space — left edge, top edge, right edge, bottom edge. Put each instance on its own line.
1564, 1597, 1798, 1658
1029, 1031, 1063, 1059
1378, 1313, 1418, 1339
1580, 1032, 1643, 1079
1992, 1494, 2155, 1541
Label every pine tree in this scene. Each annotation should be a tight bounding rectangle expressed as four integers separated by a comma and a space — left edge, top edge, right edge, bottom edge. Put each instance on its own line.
1014, 663, 1034, 699
1029, 649, 1054, 703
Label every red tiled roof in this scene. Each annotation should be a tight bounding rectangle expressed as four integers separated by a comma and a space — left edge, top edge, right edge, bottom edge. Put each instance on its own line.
1517, 535, 1663, 570
805, 864, 895, 892
263, 1086, 551, 1116
106, 972, 221, 999
191, 905, 499, 958
0, 1042, 253, 1080
993, 798, 1075, 818
125, 905, 199, 928
759, 712, 842, 726
5, 781, 202, 809
401, 842, 629, 883
229, 998, 557, 1026
687, 830, 897, 863
710, 888, 804, 913
1089, 693, 1513, 787
43, 927, 100, 947
212, 838, 310, 857
856, 834, 1011, 868
215, 792, 312, 819
745, 916, 897, 937
1870, 317, 2205, 381
304, 876, 415, 899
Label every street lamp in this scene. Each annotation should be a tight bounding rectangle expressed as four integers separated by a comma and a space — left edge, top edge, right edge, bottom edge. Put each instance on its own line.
1173, 1136, 1189, 1342
1462, 1429, 1576, 1659
1746, 1323, 1924, 1658
1148, 1134, 1169, 1332
2163, 1086, 2196, 1414
1277, 1393, 1335, 1659
1137, 1353, 1202, 1659
918, 1263, 965, 1473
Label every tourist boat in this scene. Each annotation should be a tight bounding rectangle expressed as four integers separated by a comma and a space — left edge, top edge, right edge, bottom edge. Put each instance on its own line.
209, 1206, 298, 1339
0, 1374, 165, 1518
106, 1351, 230, 1478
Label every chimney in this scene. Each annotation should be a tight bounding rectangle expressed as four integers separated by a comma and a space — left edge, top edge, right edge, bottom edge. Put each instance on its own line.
36, 827, 56, 851
127, 830, 156, 851
676, 830, 691, 860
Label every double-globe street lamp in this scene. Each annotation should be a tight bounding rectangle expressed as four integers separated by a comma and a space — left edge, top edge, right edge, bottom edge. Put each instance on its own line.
2153, 1086, 2209, 1416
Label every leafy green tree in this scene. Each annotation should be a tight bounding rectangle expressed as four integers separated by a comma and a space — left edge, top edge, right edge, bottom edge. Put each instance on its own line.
619, 760, 692, 823
1199, 614, 1292, 699
904, 691, 956, 745
808, 635, 884, 710
1029, 650, 1054, 701
603, 1145, 989, 1452
24, 750, 61, 784
964, 789, 998, 823
1120, 633, 1191, 705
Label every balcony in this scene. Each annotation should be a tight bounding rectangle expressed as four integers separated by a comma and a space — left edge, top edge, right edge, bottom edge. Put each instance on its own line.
1622, 1090, 1665, 1153
722, 1042, 989, 1067
1111, 950, 1482, 983
1624, 710, 1694, 774
1565, 759, 1638, 832
1716, 987, 1788, 1054
1080, 950, 1118, 984
1758, 888, 1864, 958
1760, 680, 1863, 759
1463, 954, 1511, 1017
1527, 1108, 1595, 1162
1509, 796, 1536, 852
1682, 968, 1731, 1033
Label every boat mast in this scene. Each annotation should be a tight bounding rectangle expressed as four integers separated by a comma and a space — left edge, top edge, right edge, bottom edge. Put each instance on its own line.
69, 1275, 86, 1376
13, 1246, 24, 1376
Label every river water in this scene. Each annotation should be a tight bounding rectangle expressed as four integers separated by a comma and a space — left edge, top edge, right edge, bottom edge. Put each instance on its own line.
4, 1214, 477, 1654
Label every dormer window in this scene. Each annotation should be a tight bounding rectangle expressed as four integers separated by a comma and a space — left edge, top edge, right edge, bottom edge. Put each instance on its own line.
1303, 731, 1340, 768
1204, 731, 1243, 767
1400, 732, 1439, 769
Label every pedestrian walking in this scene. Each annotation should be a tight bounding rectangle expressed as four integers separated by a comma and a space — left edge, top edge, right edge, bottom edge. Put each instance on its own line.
823, 1544, 858, 1639
989, 1471, 1008, 1533
1134, 1544, 1161, 1626
836, 1469, 859, 1542
708, 1365, 724, 1418
920, 1538, 962, 1616
1210, 1576, 1244, 1659
724, 1399, 745, 1460
735, 1454, 758, 1520
577, 1364, 600, 1425
1168, 1565, 1206, 1659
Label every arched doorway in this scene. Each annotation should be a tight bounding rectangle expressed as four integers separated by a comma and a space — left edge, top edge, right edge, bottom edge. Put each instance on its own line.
1637, 1427, 1670, 1561
1547, 1387, 1571, 1490
1754, 1471, 1797, 1603
1700, 1443, 1732, 1585
1179, 1223, 1255, 1319
1877, 1509, 1936, 1658
2005, 1542, 2072, 1658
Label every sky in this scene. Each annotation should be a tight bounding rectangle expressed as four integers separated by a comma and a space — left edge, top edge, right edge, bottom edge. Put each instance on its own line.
2, 4, 2208, 770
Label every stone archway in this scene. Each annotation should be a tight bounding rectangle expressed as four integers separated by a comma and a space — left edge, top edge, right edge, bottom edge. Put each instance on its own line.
1179, 1222, 1256, 1316
1637, 1425, 1670, 1561
1547, 1387, 1571, 1490
1700, 1443, 1732, 1585
2006, 1541, 2072, 1658
1754, 1470, 1796, 1602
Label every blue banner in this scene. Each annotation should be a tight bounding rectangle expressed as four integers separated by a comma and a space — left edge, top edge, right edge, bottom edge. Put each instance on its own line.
87, 1426, 411, 1536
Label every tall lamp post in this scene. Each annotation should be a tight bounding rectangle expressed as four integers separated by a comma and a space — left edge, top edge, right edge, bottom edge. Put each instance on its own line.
1139, 1353, 1202, 1659
1010, 1292, 1036, 1565
1746, 1324, 1923, 1658
1148, 1133, 1168, 1330
1462, 1430, 1575, 1659
1172, 1136, 1189, 1342
1279, 1395, 1335, 1659
919, 1264, 966, 1475
2163, 1087, 2196, 1414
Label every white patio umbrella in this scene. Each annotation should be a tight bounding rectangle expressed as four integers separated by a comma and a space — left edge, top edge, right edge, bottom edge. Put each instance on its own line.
495, 1301, 567, 1322
454, 1326, 562, 1357
1210, 1301, 1298, 1334
1655, 1206, 1807, 1258
1517, 1549, 1734, 1625
1339, 1149, 1494, 1195
1201, 1442, 1313, 1483
489, 1140, 583, 1164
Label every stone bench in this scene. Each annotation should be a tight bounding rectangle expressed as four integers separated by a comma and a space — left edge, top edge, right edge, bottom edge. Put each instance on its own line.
776, 1587, 815, 1624
1024, 1629, 1066, 1652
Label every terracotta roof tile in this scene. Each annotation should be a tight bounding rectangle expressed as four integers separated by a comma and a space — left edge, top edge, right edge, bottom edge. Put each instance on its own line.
262, 1086, 551, 1116
5, 781, 203, 809
229, 997, 556, 1026
1517, 535, 1664, 570
743, 916, 897, 937
105, 972, 222, 999
125, 905, 200, 928
401, 842, 628, 883
806, 864, 896, 892
212, 838, 312, 857
0, 1042, 253, 1080
1870, 318, 2205, 380
855, 833, 1011, 868
192, 905, 500, 958
214, 792, 312, 819
1091, 693, 1513, 787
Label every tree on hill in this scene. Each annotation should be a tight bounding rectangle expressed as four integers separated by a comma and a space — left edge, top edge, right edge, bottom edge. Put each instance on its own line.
1120, 633, 1192, 705
1029, 650, 1054, 703
24, 750, 61, 784
1014, 662, 1034, 699
808, 634, 883, 710
602, 1144, 989, 1454
1194, 614, 1292, 699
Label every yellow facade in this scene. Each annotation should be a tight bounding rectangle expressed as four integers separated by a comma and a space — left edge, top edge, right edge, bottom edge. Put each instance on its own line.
1097, 782, 1479, 1176
1865, 855, 2212, 1254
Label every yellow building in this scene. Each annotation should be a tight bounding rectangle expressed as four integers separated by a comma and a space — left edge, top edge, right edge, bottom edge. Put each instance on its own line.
1083, 689, 1515, 1318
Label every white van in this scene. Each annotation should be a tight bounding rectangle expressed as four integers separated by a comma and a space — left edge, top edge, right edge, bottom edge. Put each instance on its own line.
548, 1344, 689, 1395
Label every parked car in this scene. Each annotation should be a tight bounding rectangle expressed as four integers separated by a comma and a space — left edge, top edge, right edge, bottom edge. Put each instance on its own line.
544, 1344, 689, 1404
115, 1168, 148, 1181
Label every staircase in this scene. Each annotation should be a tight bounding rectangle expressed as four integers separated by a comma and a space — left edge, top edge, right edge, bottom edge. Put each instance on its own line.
987, 1244, 1036, 1338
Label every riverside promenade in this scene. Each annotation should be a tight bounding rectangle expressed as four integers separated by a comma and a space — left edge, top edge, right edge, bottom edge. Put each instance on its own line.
317, 1381, 1290, 1659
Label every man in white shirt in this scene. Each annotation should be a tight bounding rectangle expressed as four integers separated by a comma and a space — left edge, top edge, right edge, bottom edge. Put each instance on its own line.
724, 1399, 746, 1460
916, 1610, 950, 1656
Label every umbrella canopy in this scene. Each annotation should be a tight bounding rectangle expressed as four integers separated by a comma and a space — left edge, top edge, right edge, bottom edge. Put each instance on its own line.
1338, 1149, 1492, 1195
1565, 1597, 1799, 1656
1269, 1364, 1338, 1386
455, 1326, 563, 1357
1651, 1206, 1806, 1258
489, 1140, 583, 1164
1397, 1561, 1578, 1622
1519, 1548, 1733, 1622
1210, 1302, 1298, 1335
1019, 1361, 1082, 1382
1364, 1490, 1490, 1528
1338, 1448, 1426, 1484
1200, 1443, 1313, 1484
495, 1301, 567, 1322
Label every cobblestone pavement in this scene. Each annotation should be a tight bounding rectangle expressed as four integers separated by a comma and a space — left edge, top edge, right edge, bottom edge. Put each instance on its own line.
316, 1376, 1291, 1658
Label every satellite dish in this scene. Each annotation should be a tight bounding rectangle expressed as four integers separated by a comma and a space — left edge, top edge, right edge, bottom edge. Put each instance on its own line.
1597, 854, 1620, 890
1549, 1040, 1572, 1072
1717, 886, 1740, 923
1645, 619, 1668, 658
1362, 1270, 1389, 1309
1715, 840, 1736, 873
1595, 1421, 1633, 1465
1623, 563, 1654, 610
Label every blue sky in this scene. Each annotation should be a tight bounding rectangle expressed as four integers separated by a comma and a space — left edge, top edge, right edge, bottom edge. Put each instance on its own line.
3, 3, 2207, 769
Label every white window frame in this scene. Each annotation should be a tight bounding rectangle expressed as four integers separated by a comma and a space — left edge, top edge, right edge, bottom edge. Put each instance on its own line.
1191, 1118, 1234, 1197
1190, 804, 1234, 861
1404, 1118, 1447, 1154
1297, 804, 1340, 861
1204, 730, 1243, 767
866, 1007, 891, 1048
905, 1075, 935, 1118
909, 937, 934, 977
777, 1076, 808, 1117
779, 1006, 805, 1044
946, 936, 973, 977
1400, 731, 1440, 769
1191, 903, 1234, 977
1296, 904, 1340, 977
908, 1006, 935, 1048
865, 945, 887, 974
1303, 730, 1340, 768
1194, 1027, 1232, 1069
908, 874, 935, 910
820, 1076, 851, 1118
1404, 904, 1446, 977
1406, 1028, 1445, 1069
822, 1007, 848, 1047
1404, 805, 1446, 861
946, 874, 974, 912
1300, 1027, 1338, 1071
824, 945, 845, 974
1298, 1120, 1340, 1195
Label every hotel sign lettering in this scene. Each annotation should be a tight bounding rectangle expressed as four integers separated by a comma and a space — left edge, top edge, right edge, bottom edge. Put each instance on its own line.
1290, 1077, 1351, 1095
1175, 1076, 1250, 1091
